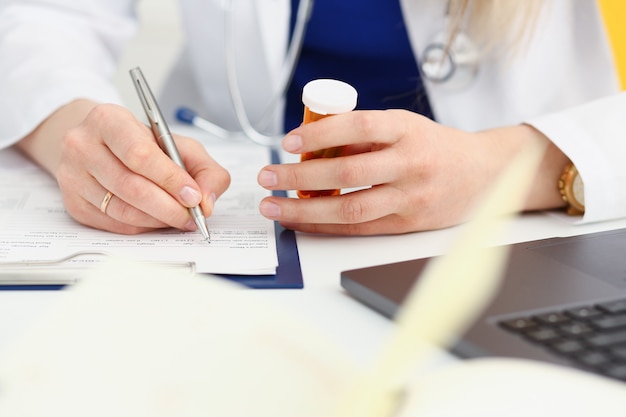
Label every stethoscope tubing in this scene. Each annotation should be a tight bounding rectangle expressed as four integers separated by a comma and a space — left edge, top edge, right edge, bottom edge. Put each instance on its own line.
176, 107, 234, 139
177, 1, 478, 146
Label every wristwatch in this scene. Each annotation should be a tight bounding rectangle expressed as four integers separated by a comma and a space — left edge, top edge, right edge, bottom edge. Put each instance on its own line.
558, 162, 585, 215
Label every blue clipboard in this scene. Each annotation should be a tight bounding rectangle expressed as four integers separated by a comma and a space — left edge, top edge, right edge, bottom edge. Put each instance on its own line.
217, 220, 303, 289
218, 149, 303, 289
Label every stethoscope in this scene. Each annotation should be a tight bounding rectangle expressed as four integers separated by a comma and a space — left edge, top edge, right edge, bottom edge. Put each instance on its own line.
176, 0, 479, 147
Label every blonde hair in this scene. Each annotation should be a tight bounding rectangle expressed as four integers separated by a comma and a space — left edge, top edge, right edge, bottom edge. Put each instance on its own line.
448, 0, 544, 56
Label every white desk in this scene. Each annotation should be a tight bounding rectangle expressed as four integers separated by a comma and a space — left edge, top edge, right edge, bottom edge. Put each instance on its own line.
261, 213, 626, 367
3, 205, 626, 370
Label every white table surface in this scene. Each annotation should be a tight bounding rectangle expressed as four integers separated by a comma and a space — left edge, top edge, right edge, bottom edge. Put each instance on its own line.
3, 202, 626, 370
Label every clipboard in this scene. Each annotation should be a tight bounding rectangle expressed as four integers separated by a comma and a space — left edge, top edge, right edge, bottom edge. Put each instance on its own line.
217, 220, 303, 289
0, 150, 303, 290
216, 149, 303, 289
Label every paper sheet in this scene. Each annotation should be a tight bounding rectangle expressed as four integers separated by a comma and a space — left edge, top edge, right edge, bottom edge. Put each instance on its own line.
0, 139, 277, 275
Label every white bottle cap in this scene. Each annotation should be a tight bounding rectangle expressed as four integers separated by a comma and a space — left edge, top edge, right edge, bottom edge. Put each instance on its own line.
302, 79, 358, 115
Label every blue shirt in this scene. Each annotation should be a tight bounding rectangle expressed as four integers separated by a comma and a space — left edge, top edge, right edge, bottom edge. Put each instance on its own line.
284, 0, 434, 132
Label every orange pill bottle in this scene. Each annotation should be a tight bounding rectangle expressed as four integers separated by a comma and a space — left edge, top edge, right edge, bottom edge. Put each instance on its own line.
297, 79, 358, 199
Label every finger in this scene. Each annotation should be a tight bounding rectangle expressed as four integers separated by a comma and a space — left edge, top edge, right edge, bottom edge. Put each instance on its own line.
60, 188, 159, 235
258, 186, 408, 226
282, 109, 414, 153
174, 137, 232, 217
80, 177, 146, 224
61, 172, 171, 231
258, 148, 401, 192
86, 193, 160, 235
90, 187, 170, 229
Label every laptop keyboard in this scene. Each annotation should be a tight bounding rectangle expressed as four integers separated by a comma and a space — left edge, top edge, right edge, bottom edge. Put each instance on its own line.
499, 297, 626, 382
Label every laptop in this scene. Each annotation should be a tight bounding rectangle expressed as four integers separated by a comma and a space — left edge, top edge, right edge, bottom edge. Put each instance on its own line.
340, 227, 626, 382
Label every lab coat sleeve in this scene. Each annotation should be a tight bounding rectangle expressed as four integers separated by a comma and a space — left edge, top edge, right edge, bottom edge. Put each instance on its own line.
0, 0, 138, 149
526, 91, 626, 224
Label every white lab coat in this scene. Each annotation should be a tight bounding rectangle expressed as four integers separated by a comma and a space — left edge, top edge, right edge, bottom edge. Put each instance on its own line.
0, 0, 625, 223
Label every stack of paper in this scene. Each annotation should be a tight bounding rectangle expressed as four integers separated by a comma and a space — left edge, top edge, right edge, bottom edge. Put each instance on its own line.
0, 137, 278, 277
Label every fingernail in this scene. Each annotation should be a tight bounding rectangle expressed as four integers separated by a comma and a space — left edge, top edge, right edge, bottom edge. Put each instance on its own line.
283, 135, 303, 153
180, 186, 202, 207
258, 170, 278, 187
259, 201, 281, 219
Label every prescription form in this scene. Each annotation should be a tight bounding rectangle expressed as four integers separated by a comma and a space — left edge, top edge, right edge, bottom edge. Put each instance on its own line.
0, 132, 278, 276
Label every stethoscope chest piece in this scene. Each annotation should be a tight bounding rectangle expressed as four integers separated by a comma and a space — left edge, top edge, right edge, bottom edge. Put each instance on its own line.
420, 30, 479, 90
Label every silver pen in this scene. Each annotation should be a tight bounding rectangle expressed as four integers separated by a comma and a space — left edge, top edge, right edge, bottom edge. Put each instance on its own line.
130, 67, 211, 242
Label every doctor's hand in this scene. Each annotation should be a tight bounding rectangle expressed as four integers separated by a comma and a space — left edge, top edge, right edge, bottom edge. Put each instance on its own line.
17, 100, 230, 235
257, 110, 568, 235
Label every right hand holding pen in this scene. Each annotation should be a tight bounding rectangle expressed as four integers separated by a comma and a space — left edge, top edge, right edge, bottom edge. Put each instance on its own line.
55, 103, 230, 234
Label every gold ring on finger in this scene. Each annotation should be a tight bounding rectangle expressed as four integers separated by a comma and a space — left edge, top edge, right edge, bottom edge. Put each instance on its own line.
100, 191, 114, 215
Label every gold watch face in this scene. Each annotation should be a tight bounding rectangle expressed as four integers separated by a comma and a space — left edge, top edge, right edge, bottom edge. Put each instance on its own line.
559, 163, 585, 215
559, 164, 585, 215
572, 172, 584, 207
